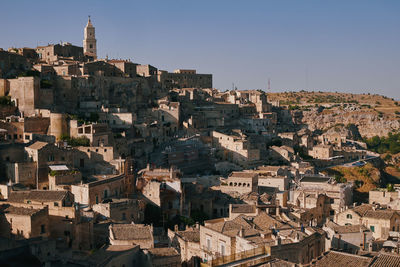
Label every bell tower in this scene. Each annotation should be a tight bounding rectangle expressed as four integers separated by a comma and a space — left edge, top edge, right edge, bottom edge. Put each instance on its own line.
83, 16, 97, 60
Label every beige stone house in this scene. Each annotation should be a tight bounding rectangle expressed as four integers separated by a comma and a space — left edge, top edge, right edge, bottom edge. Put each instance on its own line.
335, 204, 400, 240
71, 174, 126, 206
323, 221, 372, 253
335, 204, 374, 226
109, 223, 154, 248
0, 204, 49, 240
143, 247, 181, 267
294, 176, 353, 215
212, 130, 260, 167
92, 198, 144, 223
168, 225, 201, 266
220, 171, 258, 194
369, 188, 399, 205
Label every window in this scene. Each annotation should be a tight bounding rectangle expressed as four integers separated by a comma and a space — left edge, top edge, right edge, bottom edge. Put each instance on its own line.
95, 195, 99, 204
370, 226, 375, 232
206, 237, 211, 251
41, 224, 46, 234
25, 135, 30, 140
54, 202, 59, 207
220, 243, 225, 256
346, 214, 352, 219
122, 213, 126, 220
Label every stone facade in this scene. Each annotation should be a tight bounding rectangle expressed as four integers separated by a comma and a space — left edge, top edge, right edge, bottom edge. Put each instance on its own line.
83, 17, 97, 59
71, 174, 126, 206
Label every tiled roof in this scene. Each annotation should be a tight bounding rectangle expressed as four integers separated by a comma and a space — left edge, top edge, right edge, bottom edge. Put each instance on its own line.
352, 204, 374, 216
253, 212, 285, 231
326, 221, 369, 234
8, 190, 69, 203
231, 204, 256, 214
26, 141, 48, 150
313, 251, 372, 267
177, 229, 200, 243
363, 210, 397, 220
1, 204, 43, 216
147, 247, 179, 258
111, 224, 152, 241
206, 215, 252, 235
370, 253, 400, 267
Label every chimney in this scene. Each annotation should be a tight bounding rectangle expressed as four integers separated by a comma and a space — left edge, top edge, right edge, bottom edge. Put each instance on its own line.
239, 227, 244, 237
275, 236, 281, 246
174, 224, 179, 232
295, 232, 300, 242
196, 222, 200, 229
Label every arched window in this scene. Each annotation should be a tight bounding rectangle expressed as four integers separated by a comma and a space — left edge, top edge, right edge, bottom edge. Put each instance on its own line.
346, 214, 352, 219
238, 183, 242, 186
229, 182, 233, 186
234, 183, 237, 186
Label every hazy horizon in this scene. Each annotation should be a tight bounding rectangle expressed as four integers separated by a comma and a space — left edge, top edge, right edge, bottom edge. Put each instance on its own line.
1, 0, 399, 99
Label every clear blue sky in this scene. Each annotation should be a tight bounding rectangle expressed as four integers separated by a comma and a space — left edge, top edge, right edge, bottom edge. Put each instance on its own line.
1, 0, 399, 99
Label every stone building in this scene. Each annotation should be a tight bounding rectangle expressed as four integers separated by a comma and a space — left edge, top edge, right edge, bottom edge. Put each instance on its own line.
7, 76, 41, 116
200, 213, 325, 264
137, 166, 182, 220
71, 174, 126, 206
6, 190, 80, 248
143, 247, 181, 267
309, 144, 334, 160
81, 61, 123, 77
92, 198, 144, 223
108, 59, 137, 78
83, 16, 97, 60
270, 145, 296, 163
369, 188, 399, 205
157, 69, 212, 89
0, 204, 49, 240
168, 225, 201, 266
293, 176, 353, 215
289, 193, 332, 226
335, 204, 400, 240
36, 43, 84, 63
220, 171, 258, 194
323, 221, 372, 253
257, 166, 290, 191
70, 121, 113, 146
109, 223, 154, 248
136, 64, 158, 77
212, 130, 260, 167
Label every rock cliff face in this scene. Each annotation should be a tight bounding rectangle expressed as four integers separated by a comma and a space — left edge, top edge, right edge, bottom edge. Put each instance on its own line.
302, 109, 400, 138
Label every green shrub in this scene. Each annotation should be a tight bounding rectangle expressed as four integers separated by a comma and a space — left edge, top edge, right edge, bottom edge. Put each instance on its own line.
0, 96, 14, 106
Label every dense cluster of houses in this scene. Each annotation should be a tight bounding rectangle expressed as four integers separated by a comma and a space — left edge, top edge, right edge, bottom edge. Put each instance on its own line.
0, 17, 399, 267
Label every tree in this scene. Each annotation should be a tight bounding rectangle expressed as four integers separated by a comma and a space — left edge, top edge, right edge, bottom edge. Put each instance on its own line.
387, 183, 395, 192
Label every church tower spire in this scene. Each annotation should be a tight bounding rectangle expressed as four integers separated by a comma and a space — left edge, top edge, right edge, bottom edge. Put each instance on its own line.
83, 16, 97, 60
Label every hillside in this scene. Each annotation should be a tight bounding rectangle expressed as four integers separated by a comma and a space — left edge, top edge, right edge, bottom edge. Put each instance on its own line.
268, 91, 400, 137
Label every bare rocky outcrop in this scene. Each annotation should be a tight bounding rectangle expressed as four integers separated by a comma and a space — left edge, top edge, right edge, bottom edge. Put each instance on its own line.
302, 109, 400, 138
